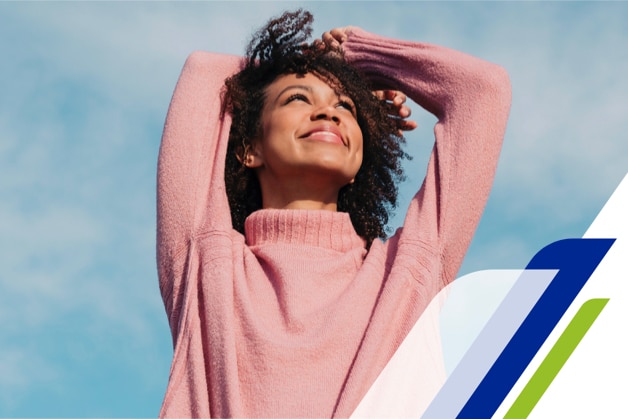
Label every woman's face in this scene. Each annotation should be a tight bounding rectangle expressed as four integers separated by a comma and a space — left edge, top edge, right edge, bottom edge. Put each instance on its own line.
249, 73, 363, 195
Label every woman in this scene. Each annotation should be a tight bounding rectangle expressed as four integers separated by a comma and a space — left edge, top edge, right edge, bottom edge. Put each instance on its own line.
157, 9, 511, 418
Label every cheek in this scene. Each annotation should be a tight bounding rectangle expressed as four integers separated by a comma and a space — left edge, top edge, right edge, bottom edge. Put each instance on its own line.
351, 131, 365, 175
353, 124, 364, 156
262, 109, 298, 141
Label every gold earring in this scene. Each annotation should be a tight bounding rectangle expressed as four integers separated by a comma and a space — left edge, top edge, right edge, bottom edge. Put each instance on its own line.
242, 144, 251, 167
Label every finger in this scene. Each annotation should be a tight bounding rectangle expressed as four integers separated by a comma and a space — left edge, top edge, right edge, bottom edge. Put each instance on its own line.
395, 122, 418, 137
312, 39, 325, 50
385, 91, 408, 107
400, 119, 418, 131
321, 31, 340, 49
373, 90, 385, 101
374, 90, 404, 104
384, 101, 411, 118
398, 104, 411, 118
329, 27, 350, 43
390, 114, 417, 130
390, 91, 407, 106
382, 90, 397, 102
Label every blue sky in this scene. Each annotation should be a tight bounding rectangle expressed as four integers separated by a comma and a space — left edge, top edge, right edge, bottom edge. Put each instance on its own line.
1, 1, 627, 417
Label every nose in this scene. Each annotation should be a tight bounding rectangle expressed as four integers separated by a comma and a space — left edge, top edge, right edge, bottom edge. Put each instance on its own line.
311, 105, 340, 123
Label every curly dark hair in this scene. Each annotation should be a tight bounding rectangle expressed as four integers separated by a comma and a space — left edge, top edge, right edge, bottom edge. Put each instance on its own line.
222, 9, 409, 246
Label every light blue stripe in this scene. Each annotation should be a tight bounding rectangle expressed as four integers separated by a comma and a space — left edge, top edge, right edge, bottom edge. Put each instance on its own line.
422, 269, 557, 419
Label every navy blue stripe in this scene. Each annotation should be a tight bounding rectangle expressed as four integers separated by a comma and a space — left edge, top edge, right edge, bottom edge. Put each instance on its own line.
456, 238, 614, 419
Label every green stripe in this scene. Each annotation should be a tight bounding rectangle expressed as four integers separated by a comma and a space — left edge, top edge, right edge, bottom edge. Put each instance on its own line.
504, 298, 609, 419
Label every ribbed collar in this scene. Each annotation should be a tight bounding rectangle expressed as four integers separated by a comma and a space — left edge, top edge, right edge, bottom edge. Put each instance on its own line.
244, 209, 365, 252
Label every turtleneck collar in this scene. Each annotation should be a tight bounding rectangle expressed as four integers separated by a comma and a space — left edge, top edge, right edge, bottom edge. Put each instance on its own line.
244, 209, 365, 253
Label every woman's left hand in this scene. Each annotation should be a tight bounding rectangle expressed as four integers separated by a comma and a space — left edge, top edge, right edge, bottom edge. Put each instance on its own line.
319, 29, 417, 134
374, 90, 418, 134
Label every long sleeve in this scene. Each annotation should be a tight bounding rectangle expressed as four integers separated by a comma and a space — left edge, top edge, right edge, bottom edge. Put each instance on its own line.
331, 29, 512, 416
344, 28, 512, 288
157, 52, 242, 342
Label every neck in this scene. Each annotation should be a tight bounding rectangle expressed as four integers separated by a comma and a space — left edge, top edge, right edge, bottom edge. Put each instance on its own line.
265, 198, 338, 211
257, 172, 342, 211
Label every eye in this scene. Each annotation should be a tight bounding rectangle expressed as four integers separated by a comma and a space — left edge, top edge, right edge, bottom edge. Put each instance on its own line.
285, 93, 309, 104
337, 99, 356, 115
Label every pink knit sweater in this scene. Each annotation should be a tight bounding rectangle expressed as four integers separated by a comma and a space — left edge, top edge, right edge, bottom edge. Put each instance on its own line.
157, 29, 511, 418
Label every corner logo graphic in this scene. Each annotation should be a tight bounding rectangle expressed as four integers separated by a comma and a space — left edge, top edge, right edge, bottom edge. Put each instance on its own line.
433, 239, 614, 419
353, 172, 627, 418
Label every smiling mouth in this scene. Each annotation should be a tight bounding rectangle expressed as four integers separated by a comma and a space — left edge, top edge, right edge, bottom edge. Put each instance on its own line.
303, 131, 344, 145
301, 126, 345, 145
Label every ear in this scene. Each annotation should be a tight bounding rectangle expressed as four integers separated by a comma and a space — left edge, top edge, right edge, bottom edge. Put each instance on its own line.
238, 142, 264, 169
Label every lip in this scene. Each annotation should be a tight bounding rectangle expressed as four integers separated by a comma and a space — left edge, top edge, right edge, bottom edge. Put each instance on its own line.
300, 124, 345, 146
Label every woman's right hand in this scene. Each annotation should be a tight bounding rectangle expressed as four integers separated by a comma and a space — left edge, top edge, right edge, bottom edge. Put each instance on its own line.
319, 26, 356, 51
322, 27, 353, 48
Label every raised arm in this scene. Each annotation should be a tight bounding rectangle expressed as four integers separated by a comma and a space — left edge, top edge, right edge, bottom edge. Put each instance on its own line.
341, 28, 512, 288
157, 51, 242, 338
